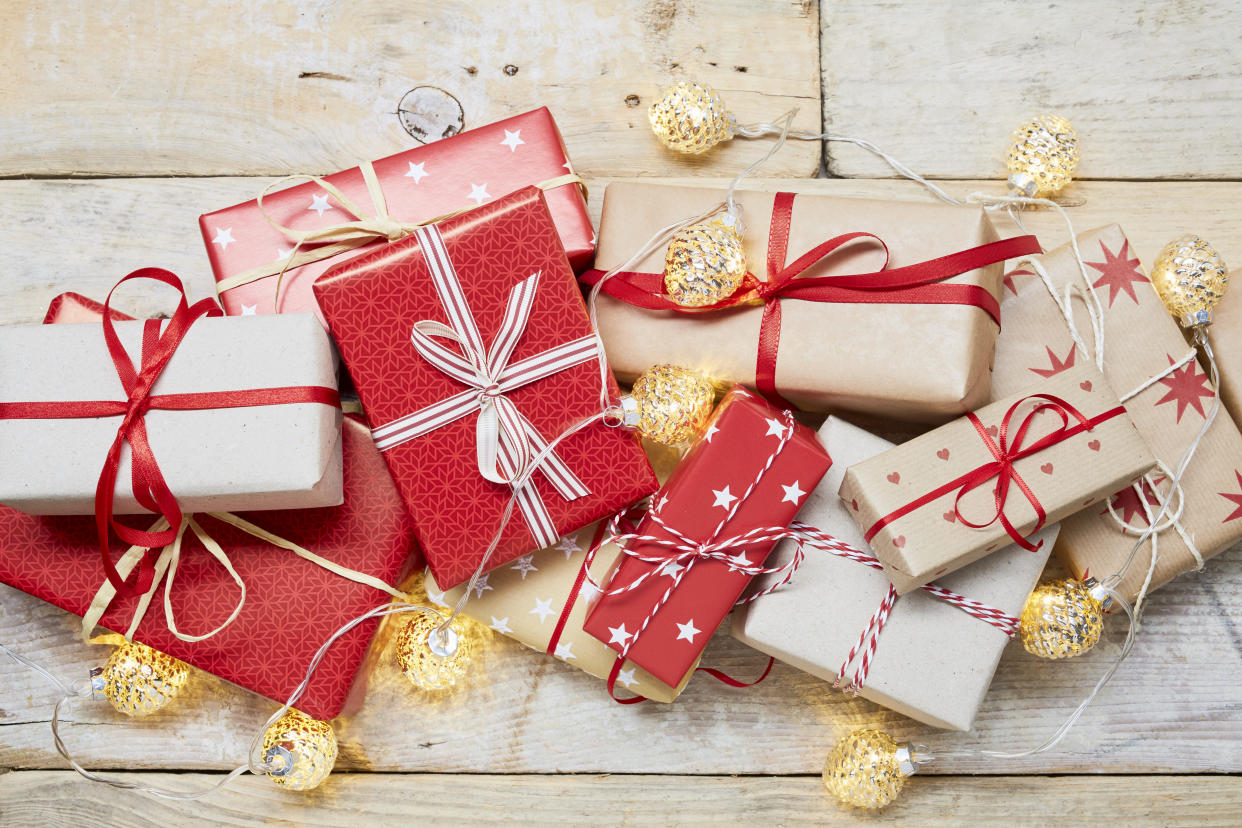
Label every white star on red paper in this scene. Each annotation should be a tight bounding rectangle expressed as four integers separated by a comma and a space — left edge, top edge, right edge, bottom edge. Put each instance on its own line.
530, 597, 555, 623
607, 624, 633, 647
704, 423, 720, 442
554, 535, 582, 559
467, 183, 491, 205
764, 418, 787, 438
659, 560, 685, 579
562, 161, 572, 172
675, 619, 701, 643
654, 495, 669, 513
240, 304, 257, 315
616, 667, 639, 688
275, 246, 293, 261
554, 641, 576, 660
490, 616, 513, 634
470, 573, 493, 598
780, 481, 806, 505
211, 227, 235, 249
712, 486, 737, 510
404, 161, 428, 183
726, 552, 753, 573
500, 129, 525, 151
308, 194, 333, 216
510, 554, 538, 579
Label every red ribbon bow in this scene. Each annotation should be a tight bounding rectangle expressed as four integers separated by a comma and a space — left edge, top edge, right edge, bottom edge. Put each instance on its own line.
0, 268, 341, 597
864, 393, 1127, 551
581, 192, 1042, 408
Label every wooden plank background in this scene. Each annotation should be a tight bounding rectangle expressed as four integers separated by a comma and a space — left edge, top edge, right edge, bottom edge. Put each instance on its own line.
2, 0, 1241, 822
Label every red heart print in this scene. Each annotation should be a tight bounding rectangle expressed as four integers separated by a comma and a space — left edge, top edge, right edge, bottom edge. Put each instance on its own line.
887, 472, 901, 484
851, 498, 859, 511
892, 535, 906, 548
942, 510, 956, 523
1080, 380, 1093, 392
986, 425, 999, 439
1088, 439, 1101, 451
1041, 463, 1054, 474
936, 448, 950, 461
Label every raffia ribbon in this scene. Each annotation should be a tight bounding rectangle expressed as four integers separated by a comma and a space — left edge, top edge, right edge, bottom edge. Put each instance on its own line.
213, 161, 584, 301
82, 512, 406, 645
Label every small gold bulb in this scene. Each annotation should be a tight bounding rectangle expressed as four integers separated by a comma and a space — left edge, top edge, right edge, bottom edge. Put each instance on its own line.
90, 641, 189, 717
664, 213, 747, 307
1006, 114, 1080, 198
1151, 234, 1229, 329
623, 365, 717, 446
261, 709, 338, 791
649, 82, 735, 155
395, 612, 477, 691
823, 729, 918, 809
1019, 578, 1106, 659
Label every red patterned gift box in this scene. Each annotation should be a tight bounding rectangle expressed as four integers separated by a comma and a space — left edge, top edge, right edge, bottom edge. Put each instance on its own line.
0, 295, 422, 720
200, 107, 593, 323
583, 386, 832, 688
313, 186, 658, 590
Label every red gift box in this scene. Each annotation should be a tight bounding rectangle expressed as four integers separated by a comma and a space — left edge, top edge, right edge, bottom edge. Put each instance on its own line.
199, 107, 593, 323
314, 186, 658, 590
0, 295, 421, 720
583, 387, 832, 687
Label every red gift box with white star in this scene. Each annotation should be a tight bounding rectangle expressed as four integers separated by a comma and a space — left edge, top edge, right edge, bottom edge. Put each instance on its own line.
0, 294, 422, 720
992, 224, 1242, 601
583, 386, 831, 688
313, 186, 657, 590
199, 107, 593, 324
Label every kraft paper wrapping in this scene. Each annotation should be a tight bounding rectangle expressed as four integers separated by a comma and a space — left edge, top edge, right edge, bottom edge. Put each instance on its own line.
0, 313, 343, 514
427, 524, 694, 703
1211, 281, 1242, 429
839, 362, 1155, 594
733, 417, 1054, 731
592, 182, 1005, 422
992, 224, 1242, 601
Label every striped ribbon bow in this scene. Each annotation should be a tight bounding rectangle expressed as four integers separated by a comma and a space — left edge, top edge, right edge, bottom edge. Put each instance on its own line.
370, 224, 600, 547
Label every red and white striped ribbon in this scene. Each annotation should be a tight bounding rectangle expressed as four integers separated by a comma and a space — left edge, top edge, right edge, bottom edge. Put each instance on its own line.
370, 224, 599, 547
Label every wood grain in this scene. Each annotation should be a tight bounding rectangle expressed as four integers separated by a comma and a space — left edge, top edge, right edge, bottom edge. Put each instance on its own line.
1, 771, 1236, 826
821, 0, 1242, 180
0, 1, 821, 179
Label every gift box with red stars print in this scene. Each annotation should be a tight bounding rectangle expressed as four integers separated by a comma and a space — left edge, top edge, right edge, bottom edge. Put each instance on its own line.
992, 224, 1242, 601
583, 386, 831, 688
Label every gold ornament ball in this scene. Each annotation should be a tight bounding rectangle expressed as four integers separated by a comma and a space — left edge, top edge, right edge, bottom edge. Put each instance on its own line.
1019, 578, 1105, 659
1006, 114, 1080, 198
1151, 234, 1229, 328
261, 709, 338, 791
92, 641, 189, 717
628, 364, 717, 445
649, 81, 735, 154
664, 214, 748, 307
822, 729, 907, 809
395, 612, 476, 691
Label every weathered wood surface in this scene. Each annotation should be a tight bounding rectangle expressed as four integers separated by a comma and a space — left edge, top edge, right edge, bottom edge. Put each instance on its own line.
0, 1, 821, 178
821, 0, 1242, 180
1, 771, 1237, 826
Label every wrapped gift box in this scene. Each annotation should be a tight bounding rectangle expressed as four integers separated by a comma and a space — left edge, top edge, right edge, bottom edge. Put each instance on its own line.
585, 182, 1040, 421
427, 521, 693, 703
314, 186, 657, 589
583, 386, 831, 688
200, 107, 593, 323
1205, 275, 1242, 438
993, 225, 1242, 600
840, 362, 1155, 594
732, 416, 1055, 731
0, 297, 342, 515
0, 295, 421, 720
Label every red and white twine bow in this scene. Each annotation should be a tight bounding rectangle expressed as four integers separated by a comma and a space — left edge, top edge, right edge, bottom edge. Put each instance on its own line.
369, 224, 600, 547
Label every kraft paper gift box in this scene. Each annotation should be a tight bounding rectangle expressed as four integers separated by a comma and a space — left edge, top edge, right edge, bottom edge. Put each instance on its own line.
733, 416, 1056, 731
584, 182, 1041, 422
583, 386, 832, 688
314, 186, 657, 590
993, 225, 1242, 601
0, 279, 343, 516
839, 362, 1155, 594
200, 107, 593, 323
1209, 279, 1242, 431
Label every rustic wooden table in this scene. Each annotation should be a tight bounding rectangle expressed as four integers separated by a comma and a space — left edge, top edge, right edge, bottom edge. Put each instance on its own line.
2, 2, 1240, 824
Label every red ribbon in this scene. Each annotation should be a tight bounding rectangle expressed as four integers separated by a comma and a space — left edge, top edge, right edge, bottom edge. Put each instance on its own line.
863, 394, 1127, 552
580, 192, 1041, 407
0, 268, 340, 597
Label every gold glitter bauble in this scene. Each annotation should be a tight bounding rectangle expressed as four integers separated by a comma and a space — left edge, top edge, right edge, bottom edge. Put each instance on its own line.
92, 641, 189, 717
1006, 114, 1079, 198
628, 364, 717, 445
1151, 234, 1229, 328
822, 730, 908, 809
664, 214, 747, 307
395, 612, 476, 691
1019, 578, 1105, 659
261, 709, 338, 791
649, 82, 735, 154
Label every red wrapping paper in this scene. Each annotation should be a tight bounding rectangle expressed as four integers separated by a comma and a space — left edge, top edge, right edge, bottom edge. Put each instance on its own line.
314, 186, 657, 590
199, 108, 593, 323
0, 295, 421, 720
583, 387, 831, 687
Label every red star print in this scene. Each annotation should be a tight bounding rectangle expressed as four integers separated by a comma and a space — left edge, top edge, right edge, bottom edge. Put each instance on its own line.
1003, 267, 1033, 297
1102, 480, 1160, 526
1221, 471, 1242, 523
1154, 353, 1214, 422
1029, 343, 1076, 378
1085, 239, 1149, 307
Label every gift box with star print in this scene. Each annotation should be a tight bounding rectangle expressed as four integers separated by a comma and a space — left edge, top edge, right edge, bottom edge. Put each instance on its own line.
583, 386, 831, 688
991, 224, 1242, 602
840, 361, 1154, 595
199, 107, 593, 324
313, 186, 657, 590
